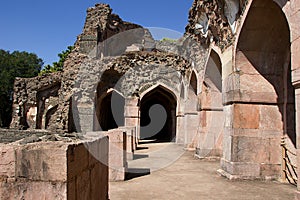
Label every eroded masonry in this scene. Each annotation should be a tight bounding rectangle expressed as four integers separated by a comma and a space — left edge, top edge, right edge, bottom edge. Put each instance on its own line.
1, 0, 300, 199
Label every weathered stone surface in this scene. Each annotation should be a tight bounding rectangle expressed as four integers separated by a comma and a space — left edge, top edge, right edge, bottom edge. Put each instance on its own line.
106, 130, 127, 181
0, 133, 109, 200
0, 145, 15, 178
87, 130, 127, 181
5, 1, 300, 197
15, 142, 68, 182
10, 73, 61, 130
233, 104, 259, 129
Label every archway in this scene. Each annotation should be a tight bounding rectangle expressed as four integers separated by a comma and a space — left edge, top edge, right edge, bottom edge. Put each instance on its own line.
205, 50, 222, 92
220, 0, 295, 179
237, 0, 295, 145
190, 71, 197, 95
95, 90, 125, 131
196, 49, 223, 158
140, 86, 177, 142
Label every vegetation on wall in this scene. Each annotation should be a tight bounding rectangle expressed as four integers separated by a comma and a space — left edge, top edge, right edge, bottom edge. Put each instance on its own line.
39, 46, 74, 75
160, 38, 178, 43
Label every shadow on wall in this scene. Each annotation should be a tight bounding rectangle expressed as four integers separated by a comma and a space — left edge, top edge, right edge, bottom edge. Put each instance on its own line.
236, 0, 295, 146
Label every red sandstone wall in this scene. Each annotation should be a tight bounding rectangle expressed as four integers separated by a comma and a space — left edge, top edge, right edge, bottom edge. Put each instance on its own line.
0, 135, 109, 200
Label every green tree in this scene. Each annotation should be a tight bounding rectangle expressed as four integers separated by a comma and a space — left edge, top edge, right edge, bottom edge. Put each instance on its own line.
0, 50, 43, 127
39, 46, 74, 75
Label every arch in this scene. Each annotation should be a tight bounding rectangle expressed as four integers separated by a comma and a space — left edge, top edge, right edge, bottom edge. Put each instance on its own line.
140, 85, 177, 142
96, 68, 123, 96
139, 83, 179, 105
94, 89, 125, 131
204, 49, 222, 92
45, 105, 58, 129
36, 83, 60, 129
233, 0, 290, 56
236, 0, 295, 146
190, 71, 198, 95
235, 0, 296, 145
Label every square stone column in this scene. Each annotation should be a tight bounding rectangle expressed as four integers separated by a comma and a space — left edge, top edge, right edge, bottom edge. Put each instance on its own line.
124, 97, 140, 140
118, 126, 136, 160
196, 109, 223, 158
219, 103, 283, 180
176, 113, 185, 144
295, 88, 300, 198
184, 112, 199, 149
87, 130, 127, 181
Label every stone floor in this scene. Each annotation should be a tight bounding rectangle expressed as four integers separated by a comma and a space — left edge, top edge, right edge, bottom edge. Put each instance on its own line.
109, 142, 296, 200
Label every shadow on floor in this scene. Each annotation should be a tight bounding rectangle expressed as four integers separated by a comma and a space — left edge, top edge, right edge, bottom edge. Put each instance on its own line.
126, 168, 151, 180
133, 154, 149, 160
136, 146, 149, 150
138, 139, 174, 145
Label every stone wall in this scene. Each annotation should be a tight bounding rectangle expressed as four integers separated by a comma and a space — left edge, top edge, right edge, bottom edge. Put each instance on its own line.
10, 73, 62, 130
86, 130, 127, 182
0, 130, 109, 200
9, 3, 210, 142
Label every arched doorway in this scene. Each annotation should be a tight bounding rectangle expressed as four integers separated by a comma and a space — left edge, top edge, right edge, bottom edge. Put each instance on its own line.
205, 50, 222, 92
221, 0, 295, 179
237, 0, 295, 145
197, 49, 223, 158
95, 90, 125, 131
140, 86, 177, 142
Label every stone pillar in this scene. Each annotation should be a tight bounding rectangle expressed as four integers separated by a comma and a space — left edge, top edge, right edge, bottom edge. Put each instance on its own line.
184, 113, 199, 149
295, 89, 300, 199
77, 104, 95, 133
220, 103, 283, 179
124, 97, 140, 141
196, 109, 223, 158
87, 130, 127, 181
196, 74, 224, 158
176, 112, 185, 144
107, 129, 127, 181
118, 126, 136, 160
219, 48, 283, 179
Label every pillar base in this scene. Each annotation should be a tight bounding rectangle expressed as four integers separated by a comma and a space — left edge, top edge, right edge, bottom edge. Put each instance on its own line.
295, 191, 300, 200
219, 158, 280, 180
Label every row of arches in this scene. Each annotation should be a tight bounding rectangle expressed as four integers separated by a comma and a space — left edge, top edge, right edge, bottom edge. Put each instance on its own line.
94, 85, 177, 142
79, 0, 298, 181
93, 47, 223, 146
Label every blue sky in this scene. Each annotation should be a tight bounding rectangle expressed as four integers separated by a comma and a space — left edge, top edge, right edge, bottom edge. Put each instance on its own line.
0, 1, 194, 65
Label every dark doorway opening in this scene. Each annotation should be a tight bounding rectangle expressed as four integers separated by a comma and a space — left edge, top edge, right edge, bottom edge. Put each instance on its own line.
95, 91, 125, 131
140, 86, 177, 142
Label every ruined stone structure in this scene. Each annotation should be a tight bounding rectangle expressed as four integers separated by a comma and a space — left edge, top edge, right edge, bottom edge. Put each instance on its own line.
2, 0, 300, 199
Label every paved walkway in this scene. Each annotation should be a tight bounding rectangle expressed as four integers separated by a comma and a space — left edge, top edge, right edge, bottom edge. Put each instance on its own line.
109, 142, 296, 200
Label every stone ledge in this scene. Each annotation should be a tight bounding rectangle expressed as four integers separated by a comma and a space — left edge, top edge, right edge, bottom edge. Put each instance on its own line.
217, 168, 262, 180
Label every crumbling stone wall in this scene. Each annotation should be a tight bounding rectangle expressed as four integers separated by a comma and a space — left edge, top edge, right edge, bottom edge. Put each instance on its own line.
186, 0, 247, 50
10, 3, 210, 136
10, 73, 61, 130
47, 4, 158, 132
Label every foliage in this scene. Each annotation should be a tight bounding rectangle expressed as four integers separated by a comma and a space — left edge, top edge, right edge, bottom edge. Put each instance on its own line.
0, 50, 43, 127
39, 46, 74, 75
160, 37, 178, 43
